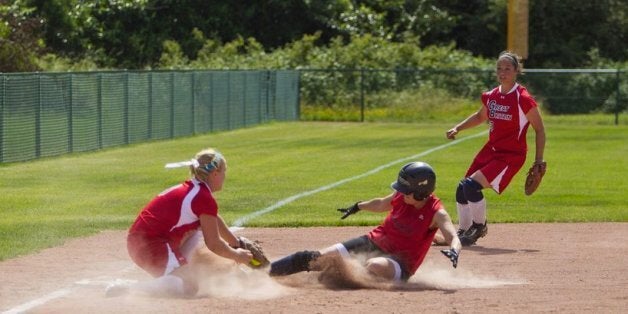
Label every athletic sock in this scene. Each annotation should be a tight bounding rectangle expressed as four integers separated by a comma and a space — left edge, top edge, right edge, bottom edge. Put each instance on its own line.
457, 202, 472, 231
469, 198, 487, 225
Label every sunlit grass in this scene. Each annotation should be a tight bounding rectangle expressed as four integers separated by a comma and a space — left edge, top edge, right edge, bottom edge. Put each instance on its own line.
0, 117, 626, 260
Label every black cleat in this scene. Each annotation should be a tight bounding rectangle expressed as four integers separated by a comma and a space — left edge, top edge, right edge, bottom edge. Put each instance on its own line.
457, 229, 466, 237
459, 221, 487, 246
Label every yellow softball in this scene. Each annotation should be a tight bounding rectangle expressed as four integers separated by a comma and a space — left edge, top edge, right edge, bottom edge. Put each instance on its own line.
249, 259, 261, 267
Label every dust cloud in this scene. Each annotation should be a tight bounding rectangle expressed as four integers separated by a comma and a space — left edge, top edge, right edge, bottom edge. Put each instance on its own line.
191, 248, 290, 300
410, 260, 526, 290
185, 247, 525, 300
272, 253, 525, 292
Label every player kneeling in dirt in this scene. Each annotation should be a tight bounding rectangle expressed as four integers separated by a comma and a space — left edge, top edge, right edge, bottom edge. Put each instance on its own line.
269, 162, 461, 282
106, 148, 268, 298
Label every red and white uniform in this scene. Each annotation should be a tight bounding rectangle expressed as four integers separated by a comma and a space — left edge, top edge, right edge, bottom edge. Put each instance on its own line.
467, 83, 538, 193
367, 192, 442, 275
127, 178, 217, 277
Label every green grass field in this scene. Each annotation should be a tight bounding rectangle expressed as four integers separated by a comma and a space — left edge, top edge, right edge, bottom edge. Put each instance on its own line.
0, 115, 626, 261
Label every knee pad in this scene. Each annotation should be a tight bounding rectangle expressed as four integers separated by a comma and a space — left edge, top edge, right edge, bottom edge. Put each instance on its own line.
462, 177, 484, 203
456, 180, 468, 204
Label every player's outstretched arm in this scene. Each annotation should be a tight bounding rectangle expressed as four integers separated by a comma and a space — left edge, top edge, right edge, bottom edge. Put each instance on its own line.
337, 193, 394, 219
200, 214, 252, 264
446, 106, 488, 140
433, 209, 462, 268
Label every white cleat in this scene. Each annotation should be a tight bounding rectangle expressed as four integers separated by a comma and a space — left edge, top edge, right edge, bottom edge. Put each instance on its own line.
104, 279, 133, 297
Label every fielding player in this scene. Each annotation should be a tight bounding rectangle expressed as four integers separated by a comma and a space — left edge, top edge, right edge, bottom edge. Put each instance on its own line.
445, 51, 546, 246
269, 162, 461, 282
106, 148, 253, 297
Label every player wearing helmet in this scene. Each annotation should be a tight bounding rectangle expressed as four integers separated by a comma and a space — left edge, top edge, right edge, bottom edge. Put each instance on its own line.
269, 162, 461, 282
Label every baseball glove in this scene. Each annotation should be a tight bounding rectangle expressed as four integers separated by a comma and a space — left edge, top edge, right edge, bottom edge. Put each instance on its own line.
524, 161, 547, 196
237, 236, 270, 268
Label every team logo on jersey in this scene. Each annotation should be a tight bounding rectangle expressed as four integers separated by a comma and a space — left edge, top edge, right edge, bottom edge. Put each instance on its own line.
488, 100, 513, 121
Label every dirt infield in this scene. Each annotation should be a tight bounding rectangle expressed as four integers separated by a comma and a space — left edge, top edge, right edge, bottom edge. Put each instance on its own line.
1, 223, 627, 313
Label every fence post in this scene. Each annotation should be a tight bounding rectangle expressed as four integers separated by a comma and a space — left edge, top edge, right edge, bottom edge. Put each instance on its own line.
36, 73, 41, 158
243, 71, 247, 126
360, 68, 365, 122
68, 74, 73, 153
258, 71, 263, 123
266, 71, 273, 120
170, 71, 175, 138
148, 72, 153, 139
1, 74, 4, 162
615, 70, 621, 126
210, 71, 214, 132
191, 71, 196, 135
124, 71, 129, 144
227, 71, 231, 129
97, 73, 103, 149
295, 70, 301, 120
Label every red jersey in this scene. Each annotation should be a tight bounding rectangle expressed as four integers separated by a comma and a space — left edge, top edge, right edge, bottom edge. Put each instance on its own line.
129, 179, 218, 249
367, 193, 442, 275
481, 83, 538, 154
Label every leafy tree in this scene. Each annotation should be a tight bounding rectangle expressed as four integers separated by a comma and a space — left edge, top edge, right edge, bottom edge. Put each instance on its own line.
0, 0, 43, 72
158, 39, 188, 69
528, 0, 628, 67
25, 0, 87, 57
8, 0, 628, 70
418, 0, 506, 58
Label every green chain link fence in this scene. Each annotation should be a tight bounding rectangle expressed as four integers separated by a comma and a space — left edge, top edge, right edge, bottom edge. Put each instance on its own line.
299, 68, 626, 124
2, 68, 625, 163
0, 70, 299, 163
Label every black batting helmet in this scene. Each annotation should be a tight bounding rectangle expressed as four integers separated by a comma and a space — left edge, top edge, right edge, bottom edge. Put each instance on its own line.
391, 162, 436, 201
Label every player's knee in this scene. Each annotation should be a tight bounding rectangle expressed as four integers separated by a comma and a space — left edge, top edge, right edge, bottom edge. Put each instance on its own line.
456, 180, 468, 204
462, 177, 484, 202
365, 258, 395, 280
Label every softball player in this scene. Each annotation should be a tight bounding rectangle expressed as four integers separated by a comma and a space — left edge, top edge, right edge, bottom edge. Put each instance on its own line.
269, 162, 461, 282
445, 51, 546, 246
106, 148, 253, 297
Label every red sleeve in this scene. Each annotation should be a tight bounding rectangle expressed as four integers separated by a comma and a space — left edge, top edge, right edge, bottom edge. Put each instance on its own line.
191, 186, 218, 217
433, 197, 443, 211
481, 92, 489, 108
519, 87, 538, 114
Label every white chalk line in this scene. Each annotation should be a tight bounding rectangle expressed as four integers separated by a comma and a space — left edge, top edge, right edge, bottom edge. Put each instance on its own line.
1, 289, 73, 314
233, 130, 487, 227
2, 131, 486, 313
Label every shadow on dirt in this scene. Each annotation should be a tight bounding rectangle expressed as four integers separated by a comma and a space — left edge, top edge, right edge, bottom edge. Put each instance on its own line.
465, 246, 540, 255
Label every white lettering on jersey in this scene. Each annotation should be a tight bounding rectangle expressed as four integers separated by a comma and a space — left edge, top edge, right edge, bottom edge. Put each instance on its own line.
488, 100, 513, 121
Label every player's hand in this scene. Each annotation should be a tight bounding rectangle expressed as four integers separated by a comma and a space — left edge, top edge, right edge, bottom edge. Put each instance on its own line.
234, 248, 254, 264
337, 202, 361, 219
440, 248, 459, 268
446, 128, 458, 140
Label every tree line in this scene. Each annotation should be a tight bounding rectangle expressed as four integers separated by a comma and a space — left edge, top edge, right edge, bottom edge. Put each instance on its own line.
1, 0, 627, 72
